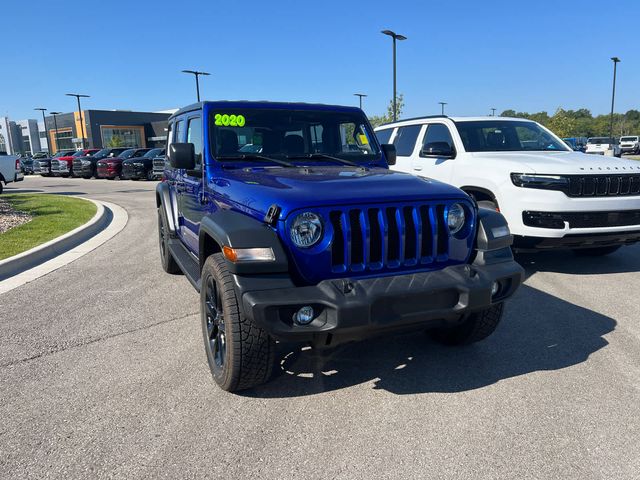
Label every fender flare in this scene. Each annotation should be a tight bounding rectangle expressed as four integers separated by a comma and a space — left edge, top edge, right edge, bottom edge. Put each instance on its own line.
199, 210, 289, 274
155, 182, 176, 233
459, 186, 498, 205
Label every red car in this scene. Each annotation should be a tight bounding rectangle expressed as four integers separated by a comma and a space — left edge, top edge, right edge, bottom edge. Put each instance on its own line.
96, 148, 150, 179
51, 149, 99, 177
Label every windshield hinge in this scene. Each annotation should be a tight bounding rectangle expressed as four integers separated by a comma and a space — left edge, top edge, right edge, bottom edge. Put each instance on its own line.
264, 204, 281, 226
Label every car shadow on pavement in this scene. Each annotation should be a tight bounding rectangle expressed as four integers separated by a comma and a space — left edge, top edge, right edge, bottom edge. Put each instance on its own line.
244, 284, 615, 398
516, 245, 640, 277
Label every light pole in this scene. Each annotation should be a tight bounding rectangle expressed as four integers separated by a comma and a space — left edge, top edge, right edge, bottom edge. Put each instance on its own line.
50, 111, 62, 153
609, 57, 620, 141
381, 30, 407, 122
34, 108, 48, 153
491, 108, 496, 116
182, 70, 211, 102
354, 93, 367, 110
66, 93, 89, 149
438, 102, 447, 115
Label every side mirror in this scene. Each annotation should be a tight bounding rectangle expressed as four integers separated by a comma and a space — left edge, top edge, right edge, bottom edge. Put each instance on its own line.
381, 144, 396, 166
169, 143, 195, 169
421, 142, 456, 159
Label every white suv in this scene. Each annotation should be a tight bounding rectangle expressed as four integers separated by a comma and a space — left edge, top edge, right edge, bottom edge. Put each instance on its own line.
375, 116, 640, 255
585, 137, 622, 157
620, 136, 640, 155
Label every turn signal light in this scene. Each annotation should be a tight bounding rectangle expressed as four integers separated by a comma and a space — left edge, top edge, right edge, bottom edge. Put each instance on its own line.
222, 246, 275, 263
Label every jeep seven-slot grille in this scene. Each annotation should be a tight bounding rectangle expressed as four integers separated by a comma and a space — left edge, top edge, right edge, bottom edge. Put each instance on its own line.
329, 204, 449, 272
567, 175, 640, 197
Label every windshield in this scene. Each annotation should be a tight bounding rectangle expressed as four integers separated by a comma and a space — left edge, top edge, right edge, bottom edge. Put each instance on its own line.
93, 148, 110, 159
72, 151, 86, 157
133, 149, 150, 158
455, 120, 570, 152
621, 137, 638, 142
144, 148, 163, 158
209, 108, 379, 162
53, 151, 73, 158
588, 137, 613, 144
120, 149, 135, 159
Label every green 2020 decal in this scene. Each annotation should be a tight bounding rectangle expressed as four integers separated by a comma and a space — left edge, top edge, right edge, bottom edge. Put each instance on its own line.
214, 113, 246, 127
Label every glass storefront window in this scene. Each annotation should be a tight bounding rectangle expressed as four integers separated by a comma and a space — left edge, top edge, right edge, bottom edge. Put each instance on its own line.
55, 130, 74, 150
101, 126, 144, 148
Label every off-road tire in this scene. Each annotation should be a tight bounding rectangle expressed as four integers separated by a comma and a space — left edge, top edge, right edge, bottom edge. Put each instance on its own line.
431, 303, 504, 346
573, 246, 621, 256
157, 208, 181, 274
201, 253, 275, 392
0, 182, 3, 194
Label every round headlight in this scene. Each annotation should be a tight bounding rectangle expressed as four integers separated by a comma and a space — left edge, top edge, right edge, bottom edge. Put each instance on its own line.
290, 212, 323, 248
447, 203, 466, 234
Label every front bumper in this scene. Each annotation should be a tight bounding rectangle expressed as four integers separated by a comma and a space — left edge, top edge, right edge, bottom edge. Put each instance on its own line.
97, 167, 119, 178
240, 258, 523, 344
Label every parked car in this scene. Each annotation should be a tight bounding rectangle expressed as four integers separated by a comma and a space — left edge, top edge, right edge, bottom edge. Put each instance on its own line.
585, 137, 622, 157
0, 153, 23, 194
155, 101, 524, 391
31, 152, 47, 174
51, 149, 99, 177
96, 148, 150, 179
152, 154, 167, 179
20, 158, 35, 175
122, 148, 165, 180
37, 150, 76, 176
375, 116, 640, 255
619, 136, 640, 155
562, 137, 586, 153
72, 147, 129, 179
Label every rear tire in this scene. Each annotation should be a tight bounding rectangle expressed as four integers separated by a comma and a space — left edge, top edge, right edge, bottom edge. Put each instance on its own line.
157, 208, 181, 274
573, 246, 621, 256
201, 253, 275, 392
431, 303, 504, 346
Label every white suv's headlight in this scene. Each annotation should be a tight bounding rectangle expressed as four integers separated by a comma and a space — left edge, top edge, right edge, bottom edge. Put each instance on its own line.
290, 212, 323, 248
447, 203, 466, 234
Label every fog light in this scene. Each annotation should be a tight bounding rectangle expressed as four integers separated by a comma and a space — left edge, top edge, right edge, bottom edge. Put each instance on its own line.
294, 306, 314, 325
491, 281, 500, 296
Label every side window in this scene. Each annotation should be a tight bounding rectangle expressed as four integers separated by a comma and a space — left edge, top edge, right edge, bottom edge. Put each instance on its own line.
393, 125, 421, 156
174, 120, 184, 143
187, 116, 203, 165
375, 128, 393, 145
421, 124, 454, 153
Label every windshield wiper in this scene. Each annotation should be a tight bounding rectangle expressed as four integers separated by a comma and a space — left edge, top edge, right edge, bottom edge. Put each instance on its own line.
218, 154, 295, 168
286, 153, 360, 167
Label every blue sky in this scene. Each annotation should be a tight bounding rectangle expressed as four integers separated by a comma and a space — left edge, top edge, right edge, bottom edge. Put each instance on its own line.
2, 0, 638, 120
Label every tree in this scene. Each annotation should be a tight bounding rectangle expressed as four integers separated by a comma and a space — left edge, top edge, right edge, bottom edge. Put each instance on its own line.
369, 94, 405, 128
107, 135, 124, 147
547, 108, 577, 138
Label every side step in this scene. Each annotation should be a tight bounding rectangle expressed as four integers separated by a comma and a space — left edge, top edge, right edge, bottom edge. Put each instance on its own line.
167, 239, 202, 292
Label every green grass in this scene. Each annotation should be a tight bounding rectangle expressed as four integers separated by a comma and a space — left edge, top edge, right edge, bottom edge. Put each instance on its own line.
0, 194, 97, 260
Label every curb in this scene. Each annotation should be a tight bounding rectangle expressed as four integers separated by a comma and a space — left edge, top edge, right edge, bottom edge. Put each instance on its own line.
0, 198, 128, 294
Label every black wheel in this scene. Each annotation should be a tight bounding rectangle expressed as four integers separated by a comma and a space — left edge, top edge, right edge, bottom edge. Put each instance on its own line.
0, 182, 3, 194
157, 208, 181, 274
146, 170, 154, 181
573, 246, 621, 256
431, 303, 504, 346
201, 253, 274, 392
131, 177, 139, 181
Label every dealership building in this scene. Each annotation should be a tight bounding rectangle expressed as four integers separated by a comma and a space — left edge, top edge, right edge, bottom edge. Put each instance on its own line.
1, 109, 173, 155
43, 109, 173, 152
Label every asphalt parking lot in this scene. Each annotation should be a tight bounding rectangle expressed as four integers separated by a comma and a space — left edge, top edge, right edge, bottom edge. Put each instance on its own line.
1, 176, 639, 479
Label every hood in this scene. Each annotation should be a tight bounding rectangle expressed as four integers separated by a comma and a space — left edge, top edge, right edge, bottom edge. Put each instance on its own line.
105, 158, 125, 164
468, 151, 640, 175
212, 166, 469, 218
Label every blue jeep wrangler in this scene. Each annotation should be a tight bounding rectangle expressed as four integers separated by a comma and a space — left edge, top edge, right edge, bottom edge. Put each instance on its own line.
156, 101, 524, 392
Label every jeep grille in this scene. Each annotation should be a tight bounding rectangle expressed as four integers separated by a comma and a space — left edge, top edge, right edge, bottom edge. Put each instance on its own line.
328, 204, 451, 273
